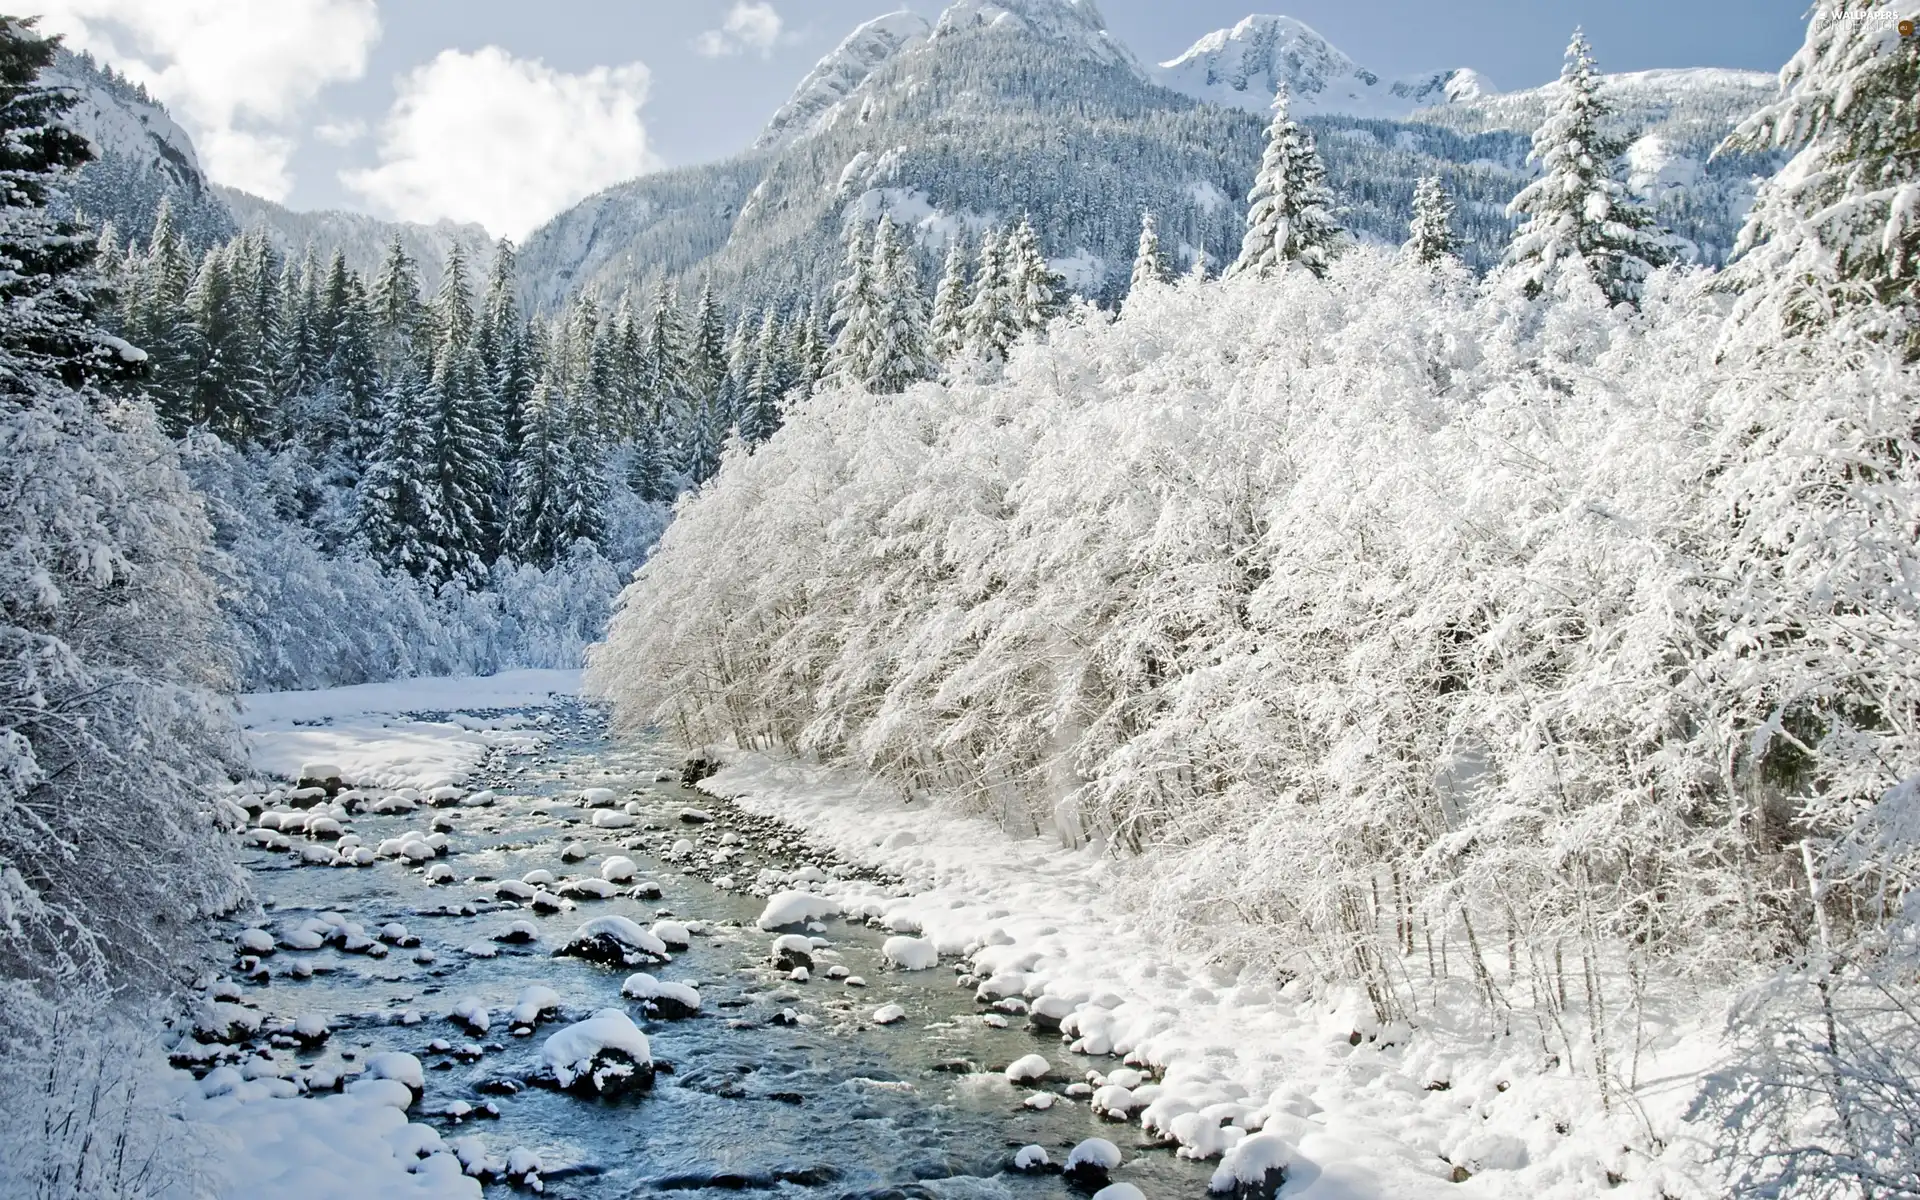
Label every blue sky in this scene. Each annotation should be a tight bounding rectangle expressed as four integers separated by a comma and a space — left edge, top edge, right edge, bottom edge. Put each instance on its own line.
26, 0, 1810, 238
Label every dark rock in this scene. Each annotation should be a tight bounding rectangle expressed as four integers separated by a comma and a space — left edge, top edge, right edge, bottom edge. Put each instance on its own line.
680, 757, 720, 787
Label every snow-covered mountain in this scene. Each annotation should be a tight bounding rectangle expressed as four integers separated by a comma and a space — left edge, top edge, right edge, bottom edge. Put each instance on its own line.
929, 0, 1144, 76
46, 49, 234, 249
218, 186, 496, 293
1152, 15, 1487, 118
756, 11, 931, 151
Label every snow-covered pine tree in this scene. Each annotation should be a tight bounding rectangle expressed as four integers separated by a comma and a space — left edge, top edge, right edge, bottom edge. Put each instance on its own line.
642, 280, 688, 434
370, 233, 425, 373
1129, 210, 1170, 296
962, 227, 1020, 363
869, 215, 935, 393
1721, 0, 1920, 354
825, 222, 882, 390
0, 13, 242, 997
271, 244, 322, 425
187, 243, 270, 441
1405, 175, 1459, 265
930, 233, 972, 360
321, 253, 382, 470
127, 197, 197, 430
689, 274, 728, 399
358, 357, 441, 578
431, 239, 475, 355
741, 306, 784, 445
509, 375, 576, 568
1230, 86, 1345, 279
1503, 29, 1671, 305
1005, 215, 1063, 334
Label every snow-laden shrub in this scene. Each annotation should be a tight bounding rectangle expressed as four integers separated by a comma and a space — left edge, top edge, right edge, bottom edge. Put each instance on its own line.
588, 247, 1920, 1108
0, 987, 213, 1199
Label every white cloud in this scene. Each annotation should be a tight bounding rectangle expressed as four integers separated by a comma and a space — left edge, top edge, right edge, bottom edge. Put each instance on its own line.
342, 47, 659, 240
19, 0, 380, 201
694, 1, 783, 59
313, 118, 366, 148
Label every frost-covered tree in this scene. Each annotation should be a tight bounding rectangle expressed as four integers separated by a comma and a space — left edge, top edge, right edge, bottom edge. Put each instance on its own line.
868, 215, 935, 393
689, 274, 728, 399
962, 227, 1020, 362
126, 197, 197, 429
930, 235, 971, 361
0, 14, 243, 1003
320, 253, 381, 468
370, 233, 425, 373
1230, 87, 1344, 279
1405, 175, 1459, 265
358, 359, 440, 578
740, 306, 785, 445
1129, 210, 1170, 295
1721, 0, 1920, 354
1005, 215, 1063, 333
509, 377, 578, 568
187, 244, 270, 440
1504, 30, 1672, 305
824, 222, 882, 389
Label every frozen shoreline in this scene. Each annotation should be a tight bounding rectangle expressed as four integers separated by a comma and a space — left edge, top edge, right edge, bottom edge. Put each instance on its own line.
698, 750, 1731, 1198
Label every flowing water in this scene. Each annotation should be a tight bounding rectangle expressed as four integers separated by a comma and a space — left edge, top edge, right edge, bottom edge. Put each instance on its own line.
228, 700, 1216, 1199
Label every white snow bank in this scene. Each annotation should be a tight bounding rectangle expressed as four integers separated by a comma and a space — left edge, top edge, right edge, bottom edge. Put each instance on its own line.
193, 1084, 479, 1198
755, 890, 842, 929
243, 669, 581, 724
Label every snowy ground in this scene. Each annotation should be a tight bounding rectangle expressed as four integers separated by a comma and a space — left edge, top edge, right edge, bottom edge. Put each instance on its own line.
697, 753, 1731, 1199
241, 669, 580, 790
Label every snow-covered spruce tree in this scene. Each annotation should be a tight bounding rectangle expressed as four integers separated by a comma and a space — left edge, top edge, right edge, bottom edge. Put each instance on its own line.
0, 15, 243, 997
962, 226, 1020, 363
508, 377, 577, 568
824, 222, 882, 390
125, 197, 196, 430
1720, 0, 1920, 355
1503, 29, 1672, 305
740, 306, 785, 446
370, 233, 425, 374
186, 243, 270, 442
1229, 86, 1344, 279
1129, 210, 1170, 296
357, 358, 442, 579
320, 251, 382, 470
930, 234, 971, 362
1405, 175, 1459, 265
869, 215, 936, 393
642, 279, 689, 435
689, 274, 728, 399
1005, 215, 1063, 334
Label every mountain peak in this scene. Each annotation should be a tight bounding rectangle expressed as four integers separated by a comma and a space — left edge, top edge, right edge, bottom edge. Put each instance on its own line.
1152, 13, 1482, 119
756, 11, 932, 152
931, 0, 1145, 76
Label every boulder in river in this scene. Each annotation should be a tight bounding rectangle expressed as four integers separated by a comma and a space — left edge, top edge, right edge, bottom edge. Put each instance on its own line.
540, 1009, 653, 1098
556, 916, 669, 967
1207, 1132, 1292, 1200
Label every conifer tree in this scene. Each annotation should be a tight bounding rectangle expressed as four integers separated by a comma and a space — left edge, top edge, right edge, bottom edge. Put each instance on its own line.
187, 244, 269, 441
962, 227, 1020, 362
1005, 216, 1063, 334
359, 359, 441, 579
1129, 210, 1170, 295
930, 234, 972, 360
272, 244, 322, 419
642, 280, 689, 434
689, 274, 728, 399
825, 223, 882, 389
128, 198, 197, 430
1230, 87, 1345, 279
511, 376, 577, 566
1722, 0, 1920, 353
322, 261, 381, 469
431, 240, 475, 353
869, 215, 936, 393
371, 234, 425, 373
1503, 30, 1671, 305
1405, 175, 1459, 265
741, 306, 785, 445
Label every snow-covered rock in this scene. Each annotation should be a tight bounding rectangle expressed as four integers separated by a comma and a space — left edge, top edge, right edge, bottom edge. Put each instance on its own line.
620, 972, 703, 1018
1208, 1132, 1292, 1199
1066, 1137, 1122, 1183
599, 855, 637, 882
540, 1009, 653, 1097
1005, 1052, 1051, 1083
556, 915, 669, 966
510, 984, 563, 1027
871, 1003, 907, 1025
